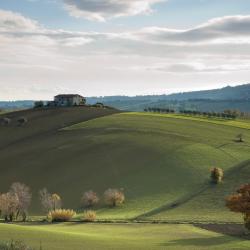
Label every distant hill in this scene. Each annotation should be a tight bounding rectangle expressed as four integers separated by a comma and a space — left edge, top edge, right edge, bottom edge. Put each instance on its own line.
1, 83, 250, 112
87, 84, 250, 112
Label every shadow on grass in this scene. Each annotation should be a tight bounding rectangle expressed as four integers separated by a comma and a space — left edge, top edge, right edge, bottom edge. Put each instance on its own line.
160, 235, 237, 247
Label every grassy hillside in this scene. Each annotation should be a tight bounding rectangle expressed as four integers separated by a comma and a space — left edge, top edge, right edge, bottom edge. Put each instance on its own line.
0, 223, 249, 250
0, 110, 249, 222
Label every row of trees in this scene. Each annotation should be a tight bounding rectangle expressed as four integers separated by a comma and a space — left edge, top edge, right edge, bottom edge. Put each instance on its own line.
144, 108, 241, 119
144, 108, 175, 114
81, 189, 125, 208
0, 184, 125, 222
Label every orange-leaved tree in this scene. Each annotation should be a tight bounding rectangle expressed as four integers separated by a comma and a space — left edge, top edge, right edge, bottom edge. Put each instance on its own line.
226, 184, 250, 230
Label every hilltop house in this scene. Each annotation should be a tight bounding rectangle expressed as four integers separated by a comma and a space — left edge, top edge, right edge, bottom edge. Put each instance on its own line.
49, 94, 86, 107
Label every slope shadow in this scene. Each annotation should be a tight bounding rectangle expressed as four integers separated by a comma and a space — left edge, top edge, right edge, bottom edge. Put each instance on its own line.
160, 235, 239, 247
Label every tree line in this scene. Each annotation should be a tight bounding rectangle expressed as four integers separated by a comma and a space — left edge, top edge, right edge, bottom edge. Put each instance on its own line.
0, 184, 125, 223
144, 107, 250, 120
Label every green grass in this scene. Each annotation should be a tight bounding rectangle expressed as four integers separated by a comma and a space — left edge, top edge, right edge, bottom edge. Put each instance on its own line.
0, 223, 249, 250
0, 110, 249, 222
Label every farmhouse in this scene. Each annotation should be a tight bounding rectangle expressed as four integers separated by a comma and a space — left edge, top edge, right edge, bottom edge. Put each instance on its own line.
53, 94, 86, 107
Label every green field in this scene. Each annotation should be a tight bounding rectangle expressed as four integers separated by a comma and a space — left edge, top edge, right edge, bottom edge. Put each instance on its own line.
0, 108, 250, 249
0, 109, 249, 221
0, 223, 249, 250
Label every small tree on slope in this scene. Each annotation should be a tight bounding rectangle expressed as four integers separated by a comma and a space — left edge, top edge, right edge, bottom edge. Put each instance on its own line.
210, 167, 224, 184
226, 184, 250, 230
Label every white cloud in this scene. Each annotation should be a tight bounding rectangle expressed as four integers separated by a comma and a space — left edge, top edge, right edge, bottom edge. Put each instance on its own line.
1, 10, 250, 99
63, 0, 165, 21
0, 9, 40, 31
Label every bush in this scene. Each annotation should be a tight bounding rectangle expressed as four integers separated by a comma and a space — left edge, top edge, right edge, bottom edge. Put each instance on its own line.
0, 240, 34, 250
47, 209, 76, 222
92, 103, 104, 108
17, 117, 28, 126
1, 118, 11, 126
210, 167, 223, 184
104, 188, 125, 207
34, 101, 44, 108
81, 191, 99, 208
236, 133, 244, 142
83, 210, 96, 222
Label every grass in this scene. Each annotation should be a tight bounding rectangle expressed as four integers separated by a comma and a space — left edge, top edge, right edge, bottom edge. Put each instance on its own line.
0, 110, 249, 222
0, 223, 250, 250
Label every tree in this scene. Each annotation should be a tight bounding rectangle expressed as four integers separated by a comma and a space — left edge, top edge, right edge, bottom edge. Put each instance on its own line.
0, 193, 19, 222
39, 188, 62, 212
51, 194, 62, 210
34, 101, 44, 108
9, 182, 32, 221
226, 184, 250, 230
104, 188, 125, 207
81, 190, 99, 208
236, 133, 244, 143
210, 167, 224, 184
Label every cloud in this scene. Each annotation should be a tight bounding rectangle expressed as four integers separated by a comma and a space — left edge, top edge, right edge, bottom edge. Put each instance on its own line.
136, 16, 250, 44
63, 0, 165, 21
0, 9, 40, 32
1, 10, 250, 99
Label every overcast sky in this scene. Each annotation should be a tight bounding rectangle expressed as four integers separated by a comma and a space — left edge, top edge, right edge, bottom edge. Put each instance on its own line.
0, 0, 250, 100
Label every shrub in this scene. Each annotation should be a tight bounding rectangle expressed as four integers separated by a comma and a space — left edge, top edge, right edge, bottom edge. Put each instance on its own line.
0, 240, 34, 250
104, 188, 125, 207
210, 167, 224, 184
92, 103, 104, 108
34, 101, 44, 108
17, 117, 28, 126
81, 191, 99, 208
226, 184, 250, 230
83, 210, 96, 222
236, 133, 244, 142
48, 209, 76, 222
1, 118, 11, 126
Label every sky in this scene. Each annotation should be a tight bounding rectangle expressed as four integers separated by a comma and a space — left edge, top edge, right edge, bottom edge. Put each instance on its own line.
0, 0, 250, 100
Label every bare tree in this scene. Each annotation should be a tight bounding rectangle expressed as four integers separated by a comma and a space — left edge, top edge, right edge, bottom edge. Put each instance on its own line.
0, 193, 19, 222
81, 190, 99, 208
39, 188, 61, 212
104, 188, 125, 207
9, 182, 32, 221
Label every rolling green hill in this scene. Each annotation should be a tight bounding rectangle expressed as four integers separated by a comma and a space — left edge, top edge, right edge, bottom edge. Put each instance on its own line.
0, 109, 249, 222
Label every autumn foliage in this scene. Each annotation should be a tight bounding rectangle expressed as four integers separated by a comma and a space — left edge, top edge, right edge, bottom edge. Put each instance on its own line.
210, 167, 224, 184
83, 210, 97, 222
48, 209, 76, 222
226, 184, 250, 230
